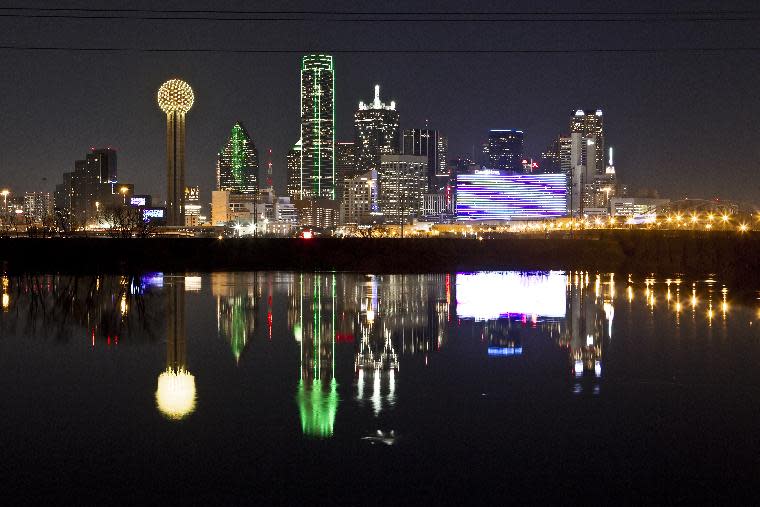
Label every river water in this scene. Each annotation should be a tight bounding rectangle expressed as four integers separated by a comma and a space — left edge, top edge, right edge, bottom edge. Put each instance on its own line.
1, 271, 758, 502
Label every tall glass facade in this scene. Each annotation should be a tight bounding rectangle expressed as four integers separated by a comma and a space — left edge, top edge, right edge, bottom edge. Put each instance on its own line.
300, 55, 335, 199
216, 122, 259, 195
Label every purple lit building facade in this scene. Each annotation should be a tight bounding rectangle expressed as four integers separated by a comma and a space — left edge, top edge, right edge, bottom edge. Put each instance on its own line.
455, 172, 567, 221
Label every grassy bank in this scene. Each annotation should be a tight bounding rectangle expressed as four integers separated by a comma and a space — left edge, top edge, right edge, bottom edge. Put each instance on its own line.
0, 231, 757, 285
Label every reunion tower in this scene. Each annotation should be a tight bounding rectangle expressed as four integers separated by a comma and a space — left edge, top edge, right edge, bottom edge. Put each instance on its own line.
157, 79, 194, 226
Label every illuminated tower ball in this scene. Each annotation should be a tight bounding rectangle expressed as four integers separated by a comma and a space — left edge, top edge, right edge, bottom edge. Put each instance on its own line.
158, 79, 194, 226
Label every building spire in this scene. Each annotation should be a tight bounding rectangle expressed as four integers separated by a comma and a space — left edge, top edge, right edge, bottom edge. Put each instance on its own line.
359, 84, 396, 111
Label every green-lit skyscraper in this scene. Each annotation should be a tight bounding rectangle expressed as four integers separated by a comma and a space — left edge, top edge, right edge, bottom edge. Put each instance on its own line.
216, 122, 259, 195
300, 55, 335, 199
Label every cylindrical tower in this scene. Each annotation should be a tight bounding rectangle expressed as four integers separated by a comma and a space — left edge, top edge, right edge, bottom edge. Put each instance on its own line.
158, 79, 194, 226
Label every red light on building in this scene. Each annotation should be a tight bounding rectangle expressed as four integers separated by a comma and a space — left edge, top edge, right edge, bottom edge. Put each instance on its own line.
335, 333, 354, 343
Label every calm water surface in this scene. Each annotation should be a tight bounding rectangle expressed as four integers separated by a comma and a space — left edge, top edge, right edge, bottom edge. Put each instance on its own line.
1, 271, 759, 502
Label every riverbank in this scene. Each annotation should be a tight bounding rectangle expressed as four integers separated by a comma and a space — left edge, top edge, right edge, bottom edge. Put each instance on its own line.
0, 231, 758, 285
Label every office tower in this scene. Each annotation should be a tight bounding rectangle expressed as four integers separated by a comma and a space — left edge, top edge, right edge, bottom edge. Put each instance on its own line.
335, 141, 357, 201
355, 85, 400, 173
87, 148, 117, 183
300, 55, 335, 199
540, 136, 572, 175
23, 192, 53, 225
569, 109, 604, 175
342, 169, 378, 225
378, 154, 427, 223
54, 147, 125, 227
402, 129, 448, 192
157, 78, 195, 226
216, 122, 259, 195
286, 139, 302, 200
184, 186, 201, 226
487, 130, 524, 172
541, 135, 573, 214
294, 198, 340, 229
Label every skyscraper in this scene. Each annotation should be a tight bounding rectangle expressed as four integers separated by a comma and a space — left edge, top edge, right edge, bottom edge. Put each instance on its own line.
569, 109, 604, 174
184, 186, 202, 226
158, 79, 195, 226
342, 169, 378, 225
286, 139, 302, 200
487, 130, 524, 172
300, 55, 335, 199
23, 192, 53, 225
335, 141, 357, 201
54, 147, 125, 227
402, 129, 448, 192
216, 122, 259, 195
355, 85, 400, 173
378, 154, 427, 223
88, 148, 117, 183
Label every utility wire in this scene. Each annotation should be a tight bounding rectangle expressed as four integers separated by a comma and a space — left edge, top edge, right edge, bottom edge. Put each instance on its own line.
0, 45, 758, 54
0, 7, 760, 23
1, 7, 759, 15
1, 13, 760, 22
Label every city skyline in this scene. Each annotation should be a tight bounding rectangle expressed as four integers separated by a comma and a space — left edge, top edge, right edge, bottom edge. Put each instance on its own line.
0, 1, 758, 205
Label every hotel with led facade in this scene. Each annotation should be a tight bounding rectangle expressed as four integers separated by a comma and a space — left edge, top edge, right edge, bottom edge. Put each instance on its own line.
456, 171, 567, 221
300, 55, 335, 199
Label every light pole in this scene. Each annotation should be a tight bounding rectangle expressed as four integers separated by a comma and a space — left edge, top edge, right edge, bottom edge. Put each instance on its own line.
120, 186, 128, 205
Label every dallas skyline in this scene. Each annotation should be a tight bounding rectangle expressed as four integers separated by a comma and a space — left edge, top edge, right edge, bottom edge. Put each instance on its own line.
0, 0, 758, 204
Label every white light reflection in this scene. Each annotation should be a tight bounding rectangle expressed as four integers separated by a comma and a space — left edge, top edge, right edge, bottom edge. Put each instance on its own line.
456, 271, 566, 320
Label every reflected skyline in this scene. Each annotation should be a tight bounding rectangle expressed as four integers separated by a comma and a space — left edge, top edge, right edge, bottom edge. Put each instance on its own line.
1, 270, 757, 434
2, 269, 759, 502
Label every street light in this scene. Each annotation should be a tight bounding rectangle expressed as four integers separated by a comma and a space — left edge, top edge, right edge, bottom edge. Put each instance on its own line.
1, 189, 8, 211
120, 186, 129, 205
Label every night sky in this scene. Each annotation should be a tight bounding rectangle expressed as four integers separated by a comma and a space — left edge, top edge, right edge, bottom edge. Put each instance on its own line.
1, 0, 759, 205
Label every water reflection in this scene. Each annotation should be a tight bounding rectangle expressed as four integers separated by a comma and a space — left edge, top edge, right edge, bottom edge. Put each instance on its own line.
212, 273, 257, 363
0, 270, 756, 438
292, 274, 338, 437
155, 276, 196, 421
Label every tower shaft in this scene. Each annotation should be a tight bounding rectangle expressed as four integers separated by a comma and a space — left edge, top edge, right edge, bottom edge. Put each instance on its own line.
166, 111, 186, 226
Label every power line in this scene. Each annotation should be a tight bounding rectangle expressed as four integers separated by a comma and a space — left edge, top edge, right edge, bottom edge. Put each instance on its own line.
1, 7, 759, 15
1, 13, 760, 22
0, 45, 758, 54
1, 7, 760, 23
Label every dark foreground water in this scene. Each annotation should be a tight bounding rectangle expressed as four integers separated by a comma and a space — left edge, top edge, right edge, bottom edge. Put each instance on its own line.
1, 271, 759, 503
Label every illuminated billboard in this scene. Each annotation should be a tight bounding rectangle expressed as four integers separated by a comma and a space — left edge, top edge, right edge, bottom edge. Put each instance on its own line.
456, 172, 567, 220
456, 271, 567, 320
143, 208, 164, 219
141, 207, 166, 223
130, 197, 146, 207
